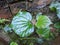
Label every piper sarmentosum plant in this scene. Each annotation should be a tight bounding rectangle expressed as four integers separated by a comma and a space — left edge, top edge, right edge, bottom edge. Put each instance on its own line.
11, 10, 52, 39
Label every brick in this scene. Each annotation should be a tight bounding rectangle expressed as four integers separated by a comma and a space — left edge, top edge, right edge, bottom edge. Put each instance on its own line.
0, 8, 12, 19
6, 0, 19, 3
10, 2, 26, 15
6, 0, 26, 3
0, 0, 7, 9
33, 0, 51, 7
28, 0, 51, 12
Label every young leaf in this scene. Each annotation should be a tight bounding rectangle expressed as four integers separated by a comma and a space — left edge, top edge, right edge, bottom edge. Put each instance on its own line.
10, 42, 18, 45
36, 28, 50, 40
11, 11, 34, 37
35, 15, 52, 28
0, 18, 9, 23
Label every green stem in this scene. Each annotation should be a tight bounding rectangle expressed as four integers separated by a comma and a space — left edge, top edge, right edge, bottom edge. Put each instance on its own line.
19, 38, 38, 40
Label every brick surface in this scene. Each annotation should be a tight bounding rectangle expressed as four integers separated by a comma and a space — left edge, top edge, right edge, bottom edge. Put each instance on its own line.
0, 0, 52, 18
0, 0, 7, 9
10, 2, 26, 15
0, 8, 12, 19
28, 0, 51, 12
6, 0, 19, 3
33, 0, 51, 6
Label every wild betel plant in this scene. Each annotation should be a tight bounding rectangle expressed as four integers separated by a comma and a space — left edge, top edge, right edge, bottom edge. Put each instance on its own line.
11, 10, 52, 40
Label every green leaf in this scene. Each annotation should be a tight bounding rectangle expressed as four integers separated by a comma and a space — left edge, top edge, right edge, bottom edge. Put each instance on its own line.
36, 28, 50, 40
0, 18, 9, 23
49, 2, 60, 9
49, 7, 56, 12
10, 42, 18, 45
35, 15, 52, 28
49, 2, 60, 19
49, 2, 57, 12
4, 25, 12, 32
54, 22, 60, 28
11, 11, 34, 37
57, 9, 60, 19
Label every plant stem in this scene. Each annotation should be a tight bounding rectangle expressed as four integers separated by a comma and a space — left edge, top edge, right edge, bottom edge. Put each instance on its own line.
19, 38, 38, 40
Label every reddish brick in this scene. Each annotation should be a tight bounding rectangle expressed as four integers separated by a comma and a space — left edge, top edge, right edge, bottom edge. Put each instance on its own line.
10, 2, 27, 15
0, 8, 12, 19
9, 0, 51, 14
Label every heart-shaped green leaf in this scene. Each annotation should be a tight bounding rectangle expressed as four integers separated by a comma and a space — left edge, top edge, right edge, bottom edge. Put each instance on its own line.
11, 11, 34, 37
35, 15, 52, 28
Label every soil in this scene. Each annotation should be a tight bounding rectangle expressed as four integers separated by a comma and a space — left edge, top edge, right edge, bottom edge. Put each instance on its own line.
51, 36, 60, 45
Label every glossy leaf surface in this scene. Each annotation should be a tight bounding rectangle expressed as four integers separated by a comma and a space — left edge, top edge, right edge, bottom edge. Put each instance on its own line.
11, 11, 34, 37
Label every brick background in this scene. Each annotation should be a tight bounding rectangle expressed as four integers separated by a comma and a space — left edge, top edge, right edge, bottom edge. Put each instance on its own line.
0, 8, 12, 19
10, 2, 26, 15
0, 0, 51, 19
